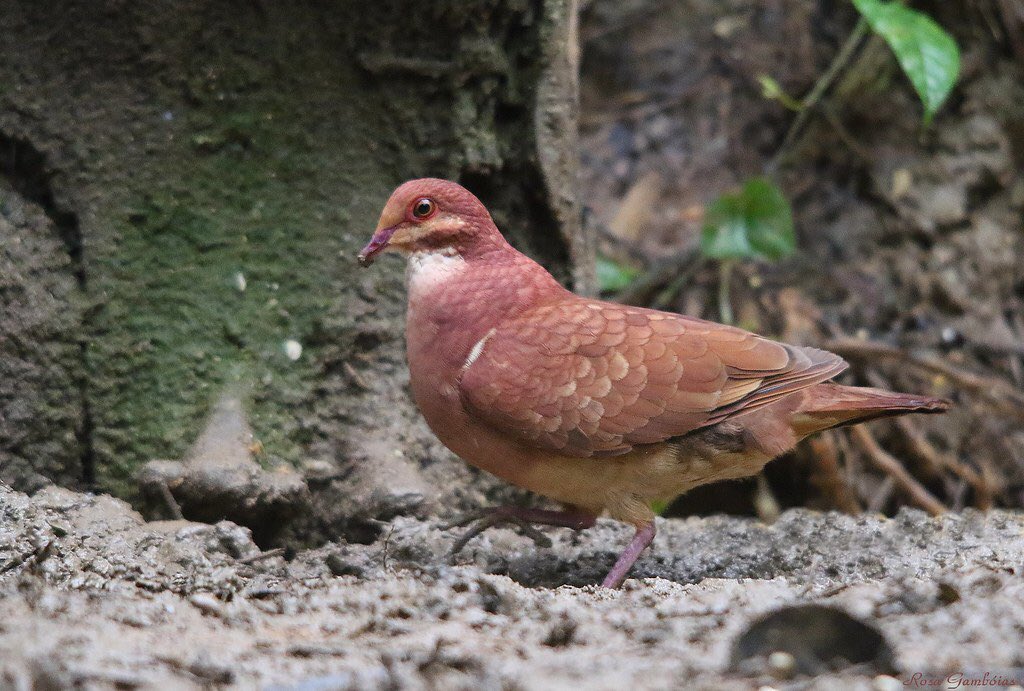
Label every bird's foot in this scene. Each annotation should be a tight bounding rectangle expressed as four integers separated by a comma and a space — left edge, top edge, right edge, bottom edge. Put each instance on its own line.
445, 506, 597, 559
601, 521, 656, 589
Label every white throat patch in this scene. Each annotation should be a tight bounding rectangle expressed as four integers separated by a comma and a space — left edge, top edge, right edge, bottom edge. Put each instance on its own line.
407, 248, 466, 295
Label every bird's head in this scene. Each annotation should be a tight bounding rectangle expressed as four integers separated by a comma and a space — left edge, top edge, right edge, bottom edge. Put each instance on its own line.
358, 178, 498, 267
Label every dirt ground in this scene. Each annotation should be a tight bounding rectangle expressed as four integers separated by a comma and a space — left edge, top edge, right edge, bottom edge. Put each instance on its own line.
3, 482, 1024, 690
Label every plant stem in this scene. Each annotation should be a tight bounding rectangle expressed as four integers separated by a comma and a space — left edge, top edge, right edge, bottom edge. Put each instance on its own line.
774, 16, 869, 166
718, 259, 735, 325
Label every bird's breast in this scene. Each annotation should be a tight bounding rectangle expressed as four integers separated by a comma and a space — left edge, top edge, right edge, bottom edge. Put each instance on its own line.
402, 248, 574, 486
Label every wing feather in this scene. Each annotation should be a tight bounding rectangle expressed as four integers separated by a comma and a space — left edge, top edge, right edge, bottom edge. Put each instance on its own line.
458, 299, 847, 456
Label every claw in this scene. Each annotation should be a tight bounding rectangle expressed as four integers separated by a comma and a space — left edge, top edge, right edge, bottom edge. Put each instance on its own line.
441, 508, 492, 531
445, 506, 596, 559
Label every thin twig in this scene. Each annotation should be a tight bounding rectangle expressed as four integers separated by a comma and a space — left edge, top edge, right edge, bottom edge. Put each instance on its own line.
867, 476, 895, 513
996, 0, 1024, 59
774, 17, 869, 166
894, 417, 994, 509
237, 547, 285, 564
821, 104, 873, 162
591, 218, 653, 264
949, 477, 969, 512
869, 362, 992, 502
849, 425, 946, 516
651, 257, 704, 309
382, 523, 396, 570
753, 474, 781, 524
824, 337, 1024, 421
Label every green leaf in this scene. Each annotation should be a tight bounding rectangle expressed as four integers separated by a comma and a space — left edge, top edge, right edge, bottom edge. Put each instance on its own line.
700, 177, 795, 262
649, 499, 670, 515
852, 0, 960, 125
595, 254, 641, 293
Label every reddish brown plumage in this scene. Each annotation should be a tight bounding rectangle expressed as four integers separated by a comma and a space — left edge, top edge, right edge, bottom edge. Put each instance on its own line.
360, 178, 950, 588
459, 302, 848, 456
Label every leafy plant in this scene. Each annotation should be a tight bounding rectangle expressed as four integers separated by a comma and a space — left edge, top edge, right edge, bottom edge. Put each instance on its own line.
764, 1, 959, 160
852, 0, 960, 125
701, 177, 795, 324
596, 253, 641, 294
609, 3, 957, 322
701, 178, 795, 263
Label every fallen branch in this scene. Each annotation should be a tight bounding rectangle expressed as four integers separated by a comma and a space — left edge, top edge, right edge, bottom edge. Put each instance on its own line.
158, 481, 185, 521
824, 337, 1024, 421
849, 425, 946, 516
863, 369, 995, 507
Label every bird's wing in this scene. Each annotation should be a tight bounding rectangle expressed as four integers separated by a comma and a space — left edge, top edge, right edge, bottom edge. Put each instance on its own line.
458, 298, 847, 457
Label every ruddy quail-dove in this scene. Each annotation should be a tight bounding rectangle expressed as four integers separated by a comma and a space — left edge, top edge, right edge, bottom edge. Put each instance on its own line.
358, 178, 949, 588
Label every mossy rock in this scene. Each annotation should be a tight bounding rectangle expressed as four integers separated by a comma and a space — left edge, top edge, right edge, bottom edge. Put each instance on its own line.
0, 1, 582, 519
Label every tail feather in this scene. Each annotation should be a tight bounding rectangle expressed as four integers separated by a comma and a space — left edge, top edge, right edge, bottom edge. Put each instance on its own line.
794, 383, 950, 435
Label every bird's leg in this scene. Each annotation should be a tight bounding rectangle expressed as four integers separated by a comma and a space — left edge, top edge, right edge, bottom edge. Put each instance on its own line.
601, 521, 656, 589
446, 506, 597, 557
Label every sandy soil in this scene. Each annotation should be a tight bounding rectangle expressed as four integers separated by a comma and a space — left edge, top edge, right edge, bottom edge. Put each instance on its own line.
3, 482, 1023, 690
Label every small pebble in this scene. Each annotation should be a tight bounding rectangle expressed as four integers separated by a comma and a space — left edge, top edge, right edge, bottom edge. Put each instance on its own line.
891, 168, 913, 199
189, 593, 223, 616
872, 674, 902, 691
326, 552, 364, 578
767, 650, 796, 680
234, 272, 247, 292
284, 340, 302, 361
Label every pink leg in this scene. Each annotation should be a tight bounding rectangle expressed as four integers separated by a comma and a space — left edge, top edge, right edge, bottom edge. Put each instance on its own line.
601, 521, 656, 589
447, 506, 597, 556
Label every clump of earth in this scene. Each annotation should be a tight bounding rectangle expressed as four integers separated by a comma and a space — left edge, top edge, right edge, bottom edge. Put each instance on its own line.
2, 482, 1023, 688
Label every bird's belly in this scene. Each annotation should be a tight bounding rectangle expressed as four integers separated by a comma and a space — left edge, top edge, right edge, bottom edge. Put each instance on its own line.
518, 433, 774, 525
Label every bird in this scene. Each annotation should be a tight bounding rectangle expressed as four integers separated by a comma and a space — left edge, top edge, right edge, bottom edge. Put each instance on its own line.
357, 178, 950, 588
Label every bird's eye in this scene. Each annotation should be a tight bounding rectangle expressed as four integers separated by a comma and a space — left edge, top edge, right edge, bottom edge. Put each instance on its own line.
412, 198, 436, 219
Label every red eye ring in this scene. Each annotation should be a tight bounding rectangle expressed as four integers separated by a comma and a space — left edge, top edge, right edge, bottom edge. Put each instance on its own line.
411, 197, 436, 219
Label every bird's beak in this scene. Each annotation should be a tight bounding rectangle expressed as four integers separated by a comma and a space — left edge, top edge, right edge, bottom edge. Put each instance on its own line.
357, 224, 398, 267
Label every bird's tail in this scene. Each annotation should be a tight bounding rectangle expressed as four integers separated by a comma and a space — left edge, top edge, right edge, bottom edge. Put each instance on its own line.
793, 382, 950, 436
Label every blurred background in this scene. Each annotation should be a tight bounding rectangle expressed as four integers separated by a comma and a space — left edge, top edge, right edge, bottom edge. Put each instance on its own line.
1, 0, 1022, 545
577, 0, 1024, 520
